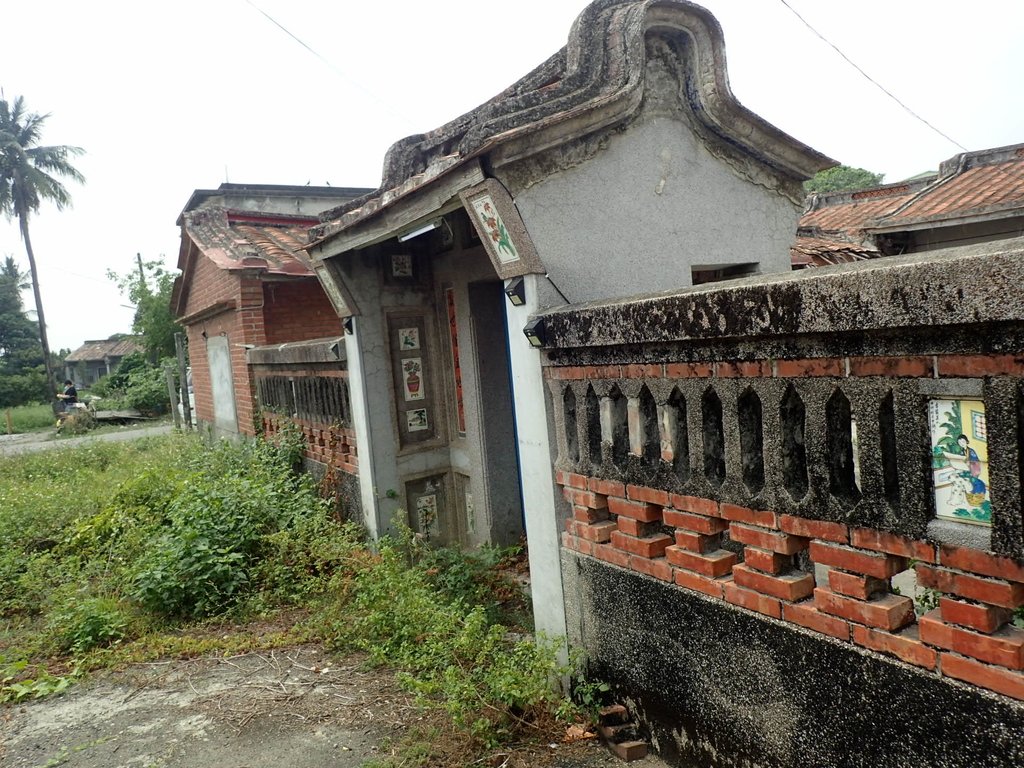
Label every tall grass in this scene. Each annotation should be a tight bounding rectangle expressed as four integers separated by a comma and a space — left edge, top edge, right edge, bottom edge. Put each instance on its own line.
3, 402, 55, 434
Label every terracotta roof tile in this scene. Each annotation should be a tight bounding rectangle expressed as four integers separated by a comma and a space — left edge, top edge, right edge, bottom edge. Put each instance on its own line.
65, 337, 143, 362
796, 143, 1024, 255
790, 235, 880, 268
881, 159, 1024, 227
184, 207, 315, 276
799, 182, 925, 236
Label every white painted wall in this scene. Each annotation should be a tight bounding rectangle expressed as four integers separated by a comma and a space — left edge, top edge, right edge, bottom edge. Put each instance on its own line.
504, 274, 568, 656
345, 319, 383, 540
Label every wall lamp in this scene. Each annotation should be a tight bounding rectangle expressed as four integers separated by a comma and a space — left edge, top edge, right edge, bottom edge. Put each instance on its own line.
504, 276, 526, 306
343, 317, 354, 335
397, 218, 441, 242
522, 317, 547, 348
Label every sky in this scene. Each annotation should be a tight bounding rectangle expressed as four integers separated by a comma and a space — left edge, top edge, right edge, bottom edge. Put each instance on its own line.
1, 0, 1022, 352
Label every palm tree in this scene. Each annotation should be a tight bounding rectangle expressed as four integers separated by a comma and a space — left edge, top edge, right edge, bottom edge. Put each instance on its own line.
0, 95, 84, 402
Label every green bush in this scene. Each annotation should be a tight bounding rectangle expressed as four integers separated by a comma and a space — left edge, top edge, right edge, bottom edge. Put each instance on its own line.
89, 353, 170, 414
418, 543, 528, 625
50, 596, 129, 653
323, 532, 565, 747
0, 369, 48, 410
129, 436, 332, 619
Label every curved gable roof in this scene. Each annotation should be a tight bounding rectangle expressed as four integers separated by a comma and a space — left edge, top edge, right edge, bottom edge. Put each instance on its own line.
311, 0, 834, 248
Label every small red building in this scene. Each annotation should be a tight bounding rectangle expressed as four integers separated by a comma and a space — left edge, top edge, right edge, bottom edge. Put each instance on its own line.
171, 183, 371, 516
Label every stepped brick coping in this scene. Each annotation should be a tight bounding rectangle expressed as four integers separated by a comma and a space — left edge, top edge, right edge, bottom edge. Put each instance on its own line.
262, 414, 358, 476
557, 473, 1024, 702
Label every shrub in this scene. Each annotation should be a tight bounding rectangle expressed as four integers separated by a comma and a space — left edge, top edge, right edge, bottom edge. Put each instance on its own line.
88, 353, 170, 414
323, 532, 564, 747
129, 436, 331, 619
59, 409, 95, 435
50, 596, 129, 653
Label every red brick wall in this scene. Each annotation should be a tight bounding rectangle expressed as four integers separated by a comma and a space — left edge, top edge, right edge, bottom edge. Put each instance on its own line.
261, 412, 358, 477
262, 280, 343, 345
180, 252, 236, 318
179, 255, 267, 436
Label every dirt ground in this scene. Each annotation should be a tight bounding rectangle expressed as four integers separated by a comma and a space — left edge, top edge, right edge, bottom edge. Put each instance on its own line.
0, 646, 668, 768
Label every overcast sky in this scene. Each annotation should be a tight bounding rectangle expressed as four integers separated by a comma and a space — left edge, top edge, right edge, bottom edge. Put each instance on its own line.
1, 0, 1021, 352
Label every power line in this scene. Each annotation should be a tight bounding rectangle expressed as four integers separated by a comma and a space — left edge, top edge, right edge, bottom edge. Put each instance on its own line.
242, 0, 411, 126
777, 0, 968, 153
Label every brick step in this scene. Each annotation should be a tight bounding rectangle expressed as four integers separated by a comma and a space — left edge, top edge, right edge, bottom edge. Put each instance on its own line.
597, 703, 649, 762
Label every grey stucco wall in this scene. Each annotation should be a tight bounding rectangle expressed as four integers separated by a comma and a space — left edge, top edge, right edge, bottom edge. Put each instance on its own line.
508, 115, 799, 304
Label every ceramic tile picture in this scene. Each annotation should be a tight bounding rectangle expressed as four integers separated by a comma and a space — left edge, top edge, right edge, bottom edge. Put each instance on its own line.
416, 493, 438, 537
398, 327, 420, 350
391, 253, 413, 277
402, 358, 424, 402
471, 195, 520, 264
407, 408, 429, 432
929, 398, 992, 526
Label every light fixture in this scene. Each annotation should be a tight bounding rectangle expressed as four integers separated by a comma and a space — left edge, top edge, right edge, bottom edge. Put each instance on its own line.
522, 317, 546, 348
343, 317, 354, 335
397, 218, 442, 242
504, 276, 526, 306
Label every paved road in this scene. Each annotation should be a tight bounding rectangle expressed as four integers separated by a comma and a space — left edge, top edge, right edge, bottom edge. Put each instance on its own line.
0, 423, 174, 457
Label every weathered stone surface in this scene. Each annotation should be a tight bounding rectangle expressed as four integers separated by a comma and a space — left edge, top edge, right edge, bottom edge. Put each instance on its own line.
538, 238, 1024, 350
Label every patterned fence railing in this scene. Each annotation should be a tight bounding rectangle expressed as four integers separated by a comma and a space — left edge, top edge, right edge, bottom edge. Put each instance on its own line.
540, 245, 1024, 700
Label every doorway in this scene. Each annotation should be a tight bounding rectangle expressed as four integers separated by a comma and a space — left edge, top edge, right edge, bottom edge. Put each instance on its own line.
467, 280, 524, 545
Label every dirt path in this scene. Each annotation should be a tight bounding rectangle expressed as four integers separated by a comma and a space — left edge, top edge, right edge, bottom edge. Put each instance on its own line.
1, 646, 670, 768
1, 647, 410, 768
0, 424, 173, 457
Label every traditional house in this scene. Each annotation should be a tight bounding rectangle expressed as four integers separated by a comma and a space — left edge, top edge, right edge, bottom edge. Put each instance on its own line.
304, 0, 833, 636
64, 337, 143, 387
171, 183, 370, 513
793, 142, 1024, 266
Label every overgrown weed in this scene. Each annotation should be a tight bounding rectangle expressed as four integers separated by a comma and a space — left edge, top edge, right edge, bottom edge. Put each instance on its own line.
0, 430, 605, 760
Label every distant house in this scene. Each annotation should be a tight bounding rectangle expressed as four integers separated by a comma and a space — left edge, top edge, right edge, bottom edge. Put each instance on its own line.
794, 142, 1024, 267
64, 337, 142, 386
171, 183, 371, 440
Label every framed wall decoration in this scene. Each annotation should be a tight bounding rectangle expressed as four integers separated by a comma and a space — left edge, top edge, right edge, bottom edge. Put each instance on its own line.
407, 408, 429, 432
398, 327, 420, 350
389, 315, 437, 445
391, 253, 413, 278
459, 179, 544, 280
402, 358, 425, 401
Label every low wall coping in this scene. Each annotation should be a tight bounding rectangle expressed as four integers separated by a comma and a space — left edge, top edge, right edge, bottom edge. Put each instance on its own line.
538, 237, 1024, 349
246, 336, 346, 366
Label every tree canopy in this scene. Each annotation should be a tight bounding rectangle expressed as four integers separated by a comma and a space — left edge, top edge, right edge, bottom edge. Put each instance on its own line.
804, 165, 885, 195
108, 258, 182, 362
0, 255, 47, 406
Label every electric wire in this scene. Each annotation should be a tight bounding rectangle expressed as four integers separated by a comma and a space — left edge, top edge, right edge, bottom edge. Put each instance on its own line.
243, 0, 412, 127
777, 0, 968, 153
